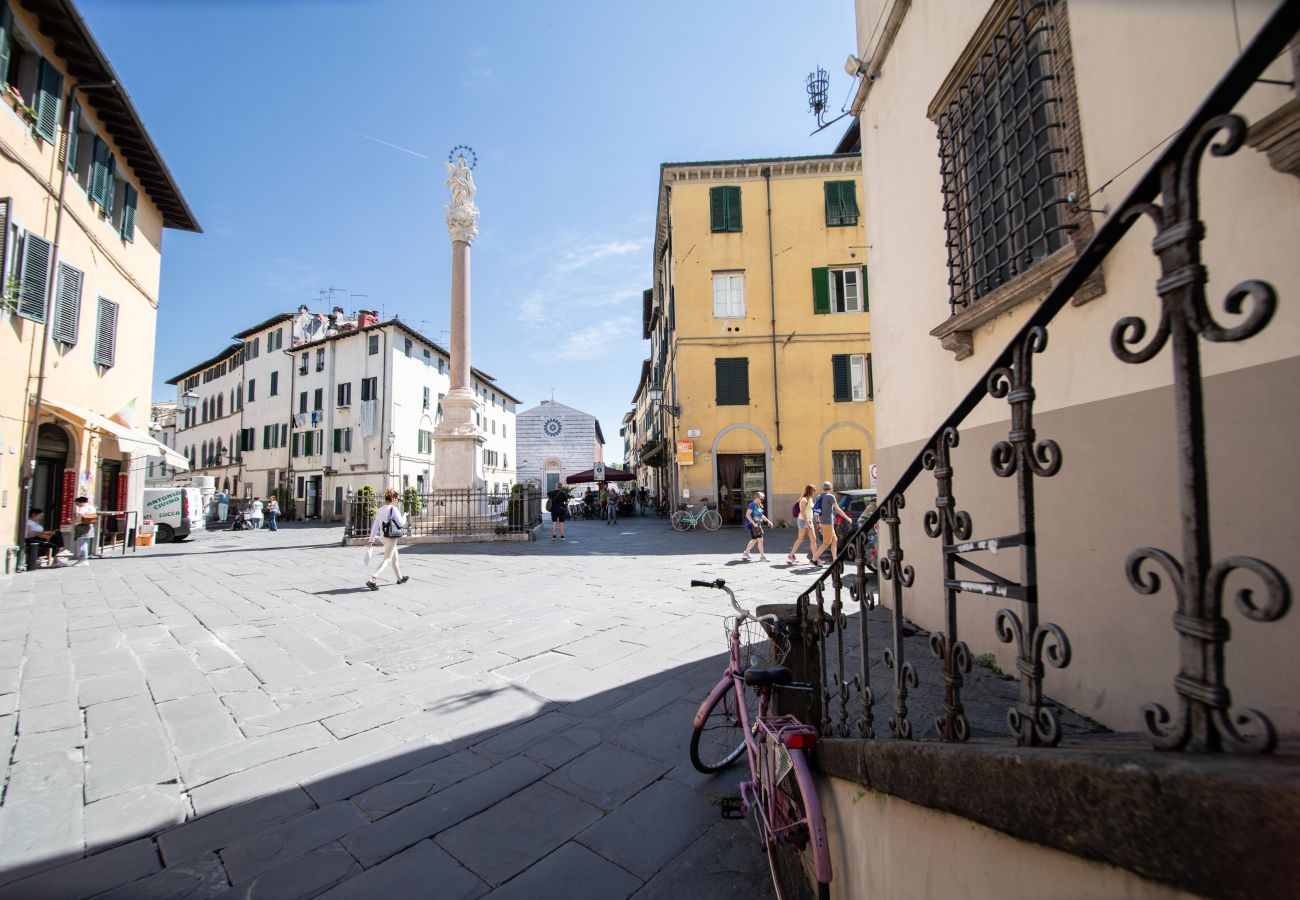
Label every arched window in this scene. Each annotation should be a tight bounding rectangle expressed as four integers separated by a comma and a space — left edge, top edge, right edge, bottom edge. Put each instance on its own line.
202, 398, 209, 422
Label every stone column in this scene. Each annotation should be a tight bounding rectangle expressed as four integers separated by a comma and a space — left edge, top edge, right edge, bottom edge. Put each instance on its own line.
432, 156, 485, 492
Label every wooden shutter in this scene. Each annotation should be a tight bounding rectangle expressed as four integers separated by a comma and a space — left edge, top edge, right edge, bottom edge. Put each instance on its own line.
824, 182, 841, 225
710, 187, 725, 232
120, 185, 137, 242
861, 265, 869, 312
263, 425, 271, 448
90, 138, 112, 207
715, 358, 749, 405
333, 429, 341, 452
59, 470, 76, 524
866, 353, 874, 400
344, 429, 352, 452
18, 232, 52, 322
0, 198, 8, 284
94, 297, 117, 366
116, 473, 128, 513
811, 267, 830, 314
52, 262, 82, 345
64, 101, 80, 172
842, 181, 860, 219
34, 59, 62, 144
725, 186, 741, 231
832, 354, 851, 402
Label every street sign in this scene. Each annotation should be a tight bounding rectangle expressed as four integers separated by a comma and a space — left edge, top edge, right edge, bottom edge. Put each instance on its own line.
686, 428, 701, 438
869, 463, 879, 485
593, 462, 606, 482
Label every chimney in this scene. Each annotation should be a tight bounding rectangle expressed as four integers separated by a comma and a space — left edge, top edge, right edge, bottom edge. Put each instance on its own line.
357, 310, 378, 328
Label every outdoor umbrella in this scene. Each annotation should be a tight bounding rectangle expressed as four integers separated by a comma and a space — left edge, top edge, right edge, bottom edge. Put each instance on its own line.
565, 468, 636, 484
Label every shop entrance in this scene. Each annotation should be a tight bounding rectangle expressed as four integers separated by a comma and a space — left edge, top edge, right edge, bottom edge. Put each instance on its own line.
33, 424, 70, 530
716, 453, 766, 525
306, 476, 322, 518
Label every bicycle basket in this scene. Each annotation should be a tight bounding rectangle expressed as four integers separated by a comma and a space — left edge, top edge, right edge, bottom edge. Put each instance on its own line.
728, 616, 792, 669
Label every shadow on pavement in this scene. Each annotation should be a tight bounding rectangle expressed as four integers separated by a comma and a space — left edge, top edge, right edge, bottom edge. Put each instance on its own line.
0, 638, 771, 899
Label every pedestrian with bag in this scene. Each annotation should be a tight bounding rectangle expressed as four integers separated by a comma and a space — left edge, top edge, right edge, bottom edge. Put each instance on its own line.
742, 491, 773, 561
786, 484, 819, 565
812, 481, 851, 565
547, 484, 569, 541
606, 485, 620, 526
72, 496, 97, 565
249, 497, 264, 530
265, 495, 280, 532
366, 487, 409, 590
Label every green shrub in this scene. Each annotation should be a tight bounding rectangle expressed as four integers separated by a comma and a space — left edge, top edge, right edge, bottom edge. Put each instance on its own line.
402, 485, 422, 516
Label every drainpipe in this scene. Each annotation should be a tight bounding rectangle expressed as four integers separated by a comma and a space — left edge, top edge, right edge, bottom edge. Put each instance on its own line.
16, 81, 116, 550
763, 167, 782, 453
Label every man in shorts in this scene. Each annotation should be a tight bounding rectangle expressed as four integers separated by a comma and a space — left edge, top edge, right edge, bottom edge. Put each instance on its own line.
812, 481, 849, 564
548, 484, 569, 541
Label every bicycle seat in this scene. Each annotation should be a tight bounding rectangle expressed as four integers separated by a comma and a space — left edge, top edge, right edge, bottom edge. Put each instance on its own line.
743, 666, 794, 687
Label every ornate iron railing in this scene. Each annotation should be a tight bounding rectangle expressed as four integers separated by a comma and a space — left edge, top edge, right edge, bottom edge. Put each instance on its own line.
798, 2, 1296, 754
343, 488, 543, 540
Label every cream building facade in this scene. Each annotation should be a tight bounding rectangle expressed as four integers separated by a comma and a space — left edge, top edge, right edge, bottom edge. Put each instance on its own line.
1, 0, 196, 554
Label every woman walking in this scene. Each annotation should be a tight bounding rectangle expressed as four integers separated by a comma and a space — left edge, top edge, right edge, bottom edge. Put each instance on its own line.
265, 495, 280, 532
366, 487, 410, 591
72, 496, 96, 565
249, 497, 264, 530
742, 491, 773, 561
787, 484, 819, 564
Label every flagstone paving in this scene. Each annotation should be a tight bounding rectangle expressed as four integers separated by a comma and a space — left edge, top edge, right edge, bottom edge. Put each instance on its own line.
0, 517, 823, 899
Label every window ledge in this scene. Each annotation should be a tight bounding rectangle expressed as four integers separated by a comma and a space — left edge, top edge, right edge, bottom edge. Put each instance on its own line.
930, 240, 1105, 360
1247, 97, 1300, 179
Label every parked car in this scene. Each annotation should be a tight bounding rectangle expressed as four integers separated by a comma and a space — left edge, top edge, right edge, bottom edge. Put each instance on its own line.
836, 489, 878, 570
142, 487, 205, 543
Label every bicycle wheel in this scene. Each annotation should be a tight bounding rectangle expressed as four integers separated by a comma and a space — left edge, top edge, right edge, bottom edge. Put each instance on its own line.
670, 511, 690, 532
701, 509, 723, 531
754, 741, 832, 900
689, 684, 756, 773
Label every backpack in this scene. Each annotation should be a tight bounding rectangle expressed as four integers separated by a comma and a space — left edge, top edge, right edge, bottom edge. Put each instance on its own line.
813, 494, 826, 515
791, 500, 801, 519
545, 498, 552, 513
380, 507, 404, 539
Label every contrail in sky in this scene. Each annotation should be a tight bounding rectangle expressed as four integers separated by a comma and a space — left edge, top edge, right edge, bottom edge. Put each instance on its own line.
333, 125, 429, 159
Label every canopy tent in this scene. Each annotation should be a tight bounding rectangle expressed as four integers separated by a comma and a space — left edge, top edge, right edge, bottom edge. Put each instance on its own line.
565, 467, 636, 484
42, 398, 190, 471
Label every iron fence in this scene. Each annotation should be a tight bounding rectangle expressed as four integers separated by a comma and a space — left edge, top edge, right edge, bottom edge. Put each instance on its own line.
343, 488, 543, 540
796, 3, 1295, 755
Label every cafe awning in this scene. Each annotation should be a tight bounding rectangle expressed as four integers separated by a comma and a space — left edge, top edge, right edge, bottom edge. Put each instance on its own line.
565, 467, 637, 484
42, 398, 190, 471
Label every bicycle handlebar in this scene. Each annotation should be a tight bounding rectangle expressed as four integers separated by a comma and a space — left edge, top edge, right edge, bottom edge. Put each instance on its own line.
689, 578, 775, 623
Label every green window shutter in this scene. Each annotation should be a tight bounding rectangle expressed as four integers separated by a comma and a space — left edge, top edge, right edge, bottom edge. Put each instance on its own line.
842, 181, 860, 219
52, 262, 82, 345
90, 139, 109, 206
861, 265, 869, 312
710, 187, 725, 232
333, 429, 341, 453
93, 296, 118, 367
18, 232, 52, 322
34, 59, 62, 144
103, 155, 116, 215
824, 182, 840, 226
263, 425, 271, 448
725, 186, 742, 232
866, 353, 874, 400
291, 433, 300, 457
120, 185, 137, 243
65, 102, 79, 172
832, 355, 851, 402
812, 267, 830, 314
0, 199, 8, 289
715, 357, 749, 405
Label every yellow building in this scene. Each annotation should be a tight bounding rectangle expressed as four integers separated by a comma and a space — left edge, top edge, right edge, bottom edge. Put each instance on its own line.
646, 154, 872, 523
0, 0, 197, 558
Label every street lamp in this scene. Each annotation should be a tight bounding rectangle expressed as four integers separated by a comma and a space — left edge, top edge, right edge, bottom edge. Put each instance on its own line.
181, 390, 199, 410
648, 387, 680, 418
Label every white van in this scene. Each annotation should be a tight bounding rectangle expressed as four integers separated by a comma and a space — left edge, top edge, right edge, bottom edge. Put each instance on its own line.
142, 487, 205, 543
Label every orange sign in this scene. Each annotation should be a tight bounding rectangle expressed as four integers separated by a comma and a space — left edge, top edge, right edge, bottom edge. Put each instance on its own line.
676, 439, 695, 466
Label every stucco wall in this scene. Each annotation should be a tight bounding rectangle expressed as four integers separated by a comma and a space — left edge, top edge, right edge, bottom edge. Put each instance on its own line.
817, 774, 1201, 900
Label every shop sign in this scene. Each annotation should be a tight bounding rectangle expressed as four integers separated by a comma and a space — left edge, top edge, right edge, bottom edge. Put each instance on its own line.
676, 440, 695, 466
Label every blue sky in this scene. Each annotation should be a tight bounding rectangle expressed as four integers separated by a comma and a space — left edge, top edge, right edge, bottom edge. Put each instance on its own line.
81, 0, 857, 454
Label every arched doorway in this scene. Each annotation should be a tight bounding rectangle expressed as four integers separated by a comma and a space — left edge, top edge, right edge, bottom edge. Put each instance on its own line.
34, 424, 71, 530
710, 424, 771, 525
817, 422, 875, 489
543, 458, 563, 492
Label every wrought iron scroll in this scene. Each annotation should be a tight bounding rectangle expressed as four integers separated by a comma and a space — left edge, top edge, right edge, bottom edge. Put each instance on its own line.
879, 494, 918, 739
986, 326, 1071, 746
1113, 114, 1291, 753
923, 427, 974, 741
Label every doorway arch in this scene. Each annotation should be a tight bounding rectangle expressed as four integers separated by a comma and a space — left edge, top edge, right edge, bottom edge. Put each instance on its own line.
817, 421, 875, 487
710, 424, 772, 523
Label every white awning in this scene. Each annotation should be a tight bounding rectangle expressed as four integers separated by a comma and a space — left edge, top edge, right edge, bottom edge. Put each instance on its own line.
42, 398, 190, 472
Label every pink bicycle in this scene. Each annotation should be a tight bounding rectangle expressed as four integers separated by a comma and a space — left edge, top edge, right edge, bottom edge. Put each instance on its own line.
688, 578, 832, 900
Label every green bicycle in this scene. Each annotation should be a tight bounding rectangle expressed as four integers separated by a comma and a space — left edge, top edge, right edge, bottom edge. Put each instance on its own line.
671, 500, 722, 532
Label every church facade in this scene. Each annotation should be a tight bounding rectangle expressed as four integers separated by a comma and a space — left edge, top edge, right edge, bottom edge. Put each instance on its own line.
516, 400, 604, 491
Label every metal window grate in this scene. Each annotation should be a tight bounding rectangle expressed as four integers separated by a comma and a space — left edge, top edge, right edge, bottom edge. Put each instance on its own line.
832, 450, 862, 490
937, 0, 1073, 314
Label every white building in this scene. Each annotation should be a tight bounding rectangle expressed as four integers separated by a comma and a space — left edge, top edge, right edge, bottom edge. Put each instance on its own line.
516, 400, 605, 492
146, 402, 180, 486
163, 308, 519, 519
164, 344, 246, 494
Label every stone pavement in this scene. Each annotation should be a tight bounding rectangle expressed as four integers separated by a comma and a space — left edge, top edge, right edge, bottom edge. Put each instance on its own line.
0, 516, 825, 899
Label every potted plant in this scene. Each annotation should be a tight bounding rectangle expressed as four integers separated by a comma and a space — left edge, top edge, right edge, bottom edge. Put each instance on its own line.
3, 85, 36, 123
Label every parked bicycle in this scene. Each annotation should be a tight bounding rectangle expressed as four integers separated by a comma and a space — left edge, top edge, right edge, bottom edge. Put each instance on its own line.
670, 500, 721, 532
688, 578, 831, 899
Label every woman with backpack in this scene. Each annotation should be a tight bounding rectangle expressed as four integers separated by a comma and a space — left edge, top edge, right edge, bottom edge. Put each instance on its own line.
365, 487, 410, 591
786, 484, 819, 565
